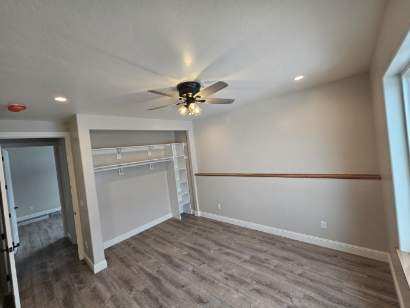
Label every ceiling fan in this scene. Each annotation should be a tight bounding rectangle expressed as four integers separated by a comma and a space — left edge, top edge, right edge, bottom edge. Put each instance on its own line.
148, 81, 234, 116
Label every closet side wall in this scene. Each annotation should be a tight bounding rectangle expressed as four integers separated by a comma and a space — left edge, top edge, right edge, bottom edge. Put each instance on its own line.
175, 131, 196, 212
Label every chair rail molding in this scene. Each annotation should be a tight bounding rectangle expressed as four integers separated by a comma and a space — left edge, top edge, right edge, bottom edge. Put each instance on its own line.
195, 172, 381, 180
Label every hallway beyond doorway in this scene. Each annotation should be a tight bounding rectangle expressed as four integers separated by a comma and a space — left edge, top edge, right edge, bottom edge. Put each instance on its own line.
15, 212, 65, 264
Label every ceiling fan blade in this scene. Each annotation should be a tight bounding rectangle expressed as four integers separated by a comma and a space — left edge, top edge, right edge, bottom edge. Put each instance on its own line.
148, 103, 174, 110
205, 98, 234, 104
148, 88, 178, 98
197, 81, 228, 98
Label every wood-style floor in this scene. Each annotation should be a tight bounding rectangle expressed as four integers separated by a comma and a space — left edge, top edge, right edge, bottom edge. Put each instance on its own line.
16, 213, 65, 263
16, 214, 398, 307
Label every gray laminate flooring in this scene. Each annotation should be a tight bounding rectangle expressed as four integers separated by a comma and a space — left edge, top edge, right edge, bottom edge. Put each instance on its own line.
15, 212, 65, 263
15, 214, 398, 307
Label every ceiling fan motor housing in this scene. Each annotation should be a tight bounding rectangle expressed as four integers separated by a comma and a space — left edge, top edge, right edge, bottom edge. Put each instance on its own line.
177, 81, 201, 98
147, 80, 233, 112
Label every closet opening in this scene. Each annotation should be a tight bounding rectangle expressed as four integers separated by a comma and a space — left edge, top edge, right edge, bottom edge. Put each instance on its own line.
0, 137, 82, 308
90, 130, 195, 249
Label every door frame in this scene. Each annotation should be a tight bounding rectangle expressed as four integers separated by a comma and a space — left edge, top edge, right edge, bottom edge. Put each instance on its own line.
0, 131, 84, 260
1, 150, 20, 247
0, 145, 20, 308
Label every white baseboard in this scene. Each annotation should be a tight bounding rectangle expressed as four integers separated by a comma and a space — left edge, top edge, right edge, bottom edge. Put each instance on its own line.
196, 211, 389, 263
18, 215, 49, 226
103, 213, 173, 249
17, 207, 61, 223
388, 254, 405, 308
84, 255, 108, 274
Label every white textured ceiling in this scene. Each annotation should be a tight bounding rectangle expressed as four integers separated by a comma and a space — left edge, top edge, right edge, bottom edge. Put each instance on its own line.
0, 0, 385, 121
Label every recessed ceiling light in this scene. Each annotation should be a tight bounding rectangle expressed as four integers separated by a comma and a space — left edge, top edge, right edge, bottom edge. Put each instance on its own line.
294, 75, 304, 81
54, 96, 68, 103
183, 54, 193, 67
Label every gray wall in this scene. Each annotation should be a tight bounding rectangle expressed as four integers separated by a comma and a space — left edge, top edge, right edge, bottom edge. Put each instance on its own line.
194, 73, 387, 251
90, 130, 177, 244
7, 146, 61, 219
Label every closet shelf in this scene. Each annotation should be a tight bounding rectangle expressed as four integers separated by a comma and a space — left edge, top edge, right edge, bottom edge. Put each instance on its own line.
92, 143, 187, 154
94, 157, 173, 173
92, 142, 188, 174
178, 191, 189, 197
93, 143, 170, 153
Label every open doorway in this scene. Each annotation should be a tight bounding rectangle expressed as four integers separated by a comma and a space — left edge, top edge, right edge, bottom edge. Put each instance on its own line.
4, 145, 71, 259
0, 137, 83, 308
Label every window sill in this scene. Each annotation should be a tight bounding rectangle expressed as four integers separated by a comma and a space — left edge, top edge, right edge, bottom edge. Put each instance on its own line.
397, 249, 410, 288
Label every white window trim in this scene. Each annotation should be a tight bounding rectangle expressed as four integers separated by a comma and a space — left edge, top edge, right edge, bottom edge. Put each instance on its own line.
402, 65, 410, 168
398, 64, 410, 289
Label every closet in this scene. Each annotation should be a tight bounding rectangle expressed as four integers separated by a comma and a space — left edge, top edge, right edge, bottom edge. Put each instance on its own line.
90, 130, 194, 249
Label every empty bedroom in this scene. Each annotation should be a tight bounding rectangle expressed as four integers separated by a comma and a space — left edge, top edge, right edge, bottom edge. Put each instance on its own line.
0, 0, 409, 307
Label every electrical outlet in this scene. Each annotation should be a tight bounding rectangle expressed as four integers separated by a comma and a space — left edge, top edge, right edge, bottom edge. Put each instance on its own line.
217, 203, 222, 210
320, 220, 328, 229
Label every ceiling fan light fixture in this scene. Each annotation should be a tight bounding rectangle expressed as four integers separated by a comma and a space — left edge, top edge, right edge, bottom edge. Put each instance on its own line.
148, 80, 233, 116
188, 102, 197, 113
178, 105, 189, 116
195, 106, 202, 116
190, 103, 201, 116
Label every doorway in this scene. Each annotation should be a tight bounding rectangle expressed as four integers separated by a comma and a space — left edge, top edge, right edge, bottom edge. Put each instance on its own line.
0, 136, 83, 308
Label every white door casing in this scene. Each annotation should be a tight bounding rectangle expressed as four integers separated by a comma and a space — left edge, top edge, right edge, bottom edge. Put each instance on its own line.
1, 150, 19, 248
0, 146, 20, 308
0, 132, 84, 261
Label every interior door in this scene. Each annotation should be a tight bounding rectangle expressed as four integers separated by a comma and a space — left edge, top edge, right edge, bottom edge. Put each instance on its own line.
1, 150, 19, 248
0, 147, 20, 308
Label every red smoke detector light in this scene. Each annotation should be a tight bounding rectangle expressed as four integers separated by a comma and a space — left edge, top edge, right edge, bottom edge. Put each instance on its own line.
7, 103, 27, 112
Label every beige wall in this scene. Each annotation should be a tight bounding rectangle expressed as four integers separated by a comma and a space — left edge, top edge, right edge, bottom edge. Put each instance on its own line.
194, 73, 387, 251
370, 0, 410, 305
